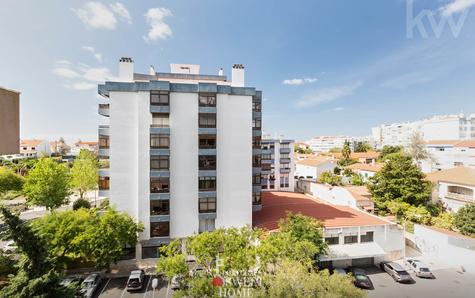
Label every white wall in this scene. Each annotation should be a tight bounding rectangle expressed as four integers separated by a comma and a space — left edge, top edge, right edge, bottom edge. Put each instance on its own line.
414, 224, 475, 273
437, 182, 475, 213
216, 94, 252, 228
170, 92, 199, 238
310, 183, 357, 208
295, 161, 336, 179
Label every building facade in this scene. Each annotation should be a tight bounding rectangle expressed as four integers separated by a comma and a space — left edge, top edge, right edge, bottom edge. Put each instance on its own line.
19, 139, 51, 158
260, 139, 294, 192
372, 113, 475, 148
97, 58, 262, 258
420, 140, 475, 173
0, 87, 20, 155
307, 136, 352, 152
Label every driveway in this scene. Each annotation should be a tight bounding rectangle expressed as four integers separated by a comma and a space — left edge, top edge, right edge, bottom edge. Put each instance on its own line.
94, 274, 172, 298
366, 266, 475, 298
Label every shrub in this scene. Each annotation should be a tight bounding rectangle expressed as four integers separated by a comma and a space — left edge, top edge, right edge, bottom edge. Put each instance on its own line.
405, 205, 431, 224
99, 198, 110, 210
72, 198, 91, 210
454, 204, 475, 236
319, 172, 342, 186
431, 212, 455, 230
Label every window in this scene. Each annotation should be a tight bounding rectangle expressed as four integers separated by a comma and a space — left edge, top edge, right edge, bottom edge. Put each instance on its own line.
252, 192, 261, 205
454, 162, 463, 167
99, 176, 110, 190
199, 176, 216, 191
280, 143, 290, 149
150, 91, 169, 106
151, 134, 169, 149
142, 245, 164, 259
262, 164, 271, 171
360, 232, 374, 243
199, 135, 216, 149
253, 119, 261, 130
199, 155, 216, 170
280, 174, 289, 188
325, 236, 339, 245
252, 101, 261, 112
199, 113, 216, 128
262, 153, 271, 160
152, 113, 169, 127
150, 200, 170, 215
199, 93, 216, 107
99, 135, 109, 149
151, 156, 169, 170
150, 177, 170, 193
199, 218, 215, 233
280, 153, 290, 159
253, 136, 261, 149
150, 222, 169, 237
344, 234, 358, 244
253, 174, 261, 185
199, 197, 216, 213
253, 155, 261, 167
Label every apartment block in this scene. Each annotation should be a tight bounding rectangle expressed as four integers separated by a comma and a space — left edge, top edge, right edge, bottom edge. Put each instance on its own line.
420, 140, 475, 173
260, 139, 295, 192
0, 87, 20, 155
97, 58, 262, 258
307, 136, 352, 152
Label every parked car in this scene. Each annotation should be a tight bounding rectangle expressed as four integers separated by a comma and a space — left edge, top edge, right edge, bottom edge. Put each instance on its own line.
80, 272, 102, 297
2, 240, 17, 254
380, 262, 413, 283
126, 270, 146, 291
333, 268, 347, 276
60, 274, 84, 287
405, 259, 434, 278
349, 268, 373, 289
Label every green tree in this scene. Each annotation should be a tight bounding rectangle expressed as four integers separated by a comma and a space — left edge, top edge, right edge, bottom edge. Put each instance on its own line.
71, 150, 98, 199
408, 132, 432, 163
354, 142, 372, 153
23, 158, 71, 211
368, 153, 432, 208
351, 173, 364, 186
405, 205, 431, 224
342, 140, 351, 160
0, 167, 24, 199
378, 145, 403, 162
253, 261, 365, 298
454, 204, 475, 236
278, 212, 326, 254
319, 171, 342, 186
72, 198, 91, 210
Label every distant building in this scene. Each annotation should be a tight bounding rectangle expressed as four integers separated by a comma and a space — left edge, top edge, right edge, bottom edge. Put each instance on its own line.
0, 87, 20, 155
307, 136, 352, 153
50, 140, 71, 155
329, 151, 379, 165
426, 166, 475, 213
20, 139, 51, 158
347, 163, 383, 182
71, 140, 98, 156
253, 192, 403, 268
372, 113, 475, 148
261, 139, 295, 192
420, 140, 475, 173
295, 157, 337, 180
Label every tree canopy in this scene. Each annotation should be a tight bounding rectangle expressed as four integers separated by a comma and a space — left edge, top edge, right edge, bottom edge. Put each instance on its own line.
455, 204, 475, 236
319, 171, 342, 186
70, 150, 98, 199
408, 132, 432, 163
0, 167, 24, 198
368, 153, 432, 208
23, 158, 71, 211
378, 145, 404, 161
354, 142, 372, 153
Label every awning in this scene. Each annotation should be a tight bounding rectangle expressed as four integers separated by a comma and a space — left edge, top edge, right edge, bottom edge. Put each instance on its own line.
320, 242, 386, 261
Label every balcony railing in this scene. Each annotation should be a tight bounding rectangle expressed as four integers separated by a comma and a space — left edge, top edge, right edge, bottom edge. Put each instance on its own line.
445, 192, 474, 203
98, 104, 110, 117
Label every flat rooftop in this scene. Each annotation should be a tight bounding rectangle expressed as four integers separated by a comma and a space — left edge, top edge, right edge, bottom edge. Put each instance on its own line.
253, 192, 390, 230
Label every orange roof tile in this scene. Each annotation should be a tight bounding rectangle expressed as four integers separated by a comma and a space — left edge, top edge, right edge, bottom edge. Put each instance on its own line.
253, 192, 389, 231
296, 157, 336, 167
331, 151, 380, 159
425, 140, 460, 145
454, 140, 475, 148
425, 166, 475, 186
20, 139, 44, 147
347, 163, 383, 172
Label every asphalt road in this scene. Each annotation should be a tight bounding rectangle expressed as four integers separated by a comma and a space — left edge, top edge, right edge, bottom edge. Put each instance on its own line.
366, 267, 475, 298
94, 275, 171, 298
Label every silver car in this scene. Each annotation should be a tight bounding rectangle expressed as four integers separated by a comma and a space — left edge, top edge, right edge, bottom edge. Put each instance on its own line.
406, 259, 434, 278
380, 262, 413, 283
80, 272, 102, 298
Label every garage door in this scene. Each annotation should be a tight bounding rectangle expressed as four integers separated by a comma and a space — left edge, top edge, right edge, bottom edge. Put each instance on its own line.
351, 257, 374, 268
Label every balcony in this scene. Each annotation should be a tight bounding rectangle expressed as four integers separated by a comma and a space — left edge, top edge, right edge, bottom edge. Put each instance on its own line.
98, 104, 110, 117
280, 168, 291, 174
445, 192, 474, 203
98, 125, 110, 135
280, 147, 291, 154
150, 125, 170, 134
280, 158, 291, 164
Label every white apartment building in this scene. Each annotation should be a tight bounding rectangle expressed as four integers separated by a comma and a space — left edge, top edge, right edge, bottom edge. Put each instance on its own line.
307, 136, 352, 152
97, 58, 262, 258
420, 140, 475, 173
260, 139, 295, 192
372, 113, 475, 148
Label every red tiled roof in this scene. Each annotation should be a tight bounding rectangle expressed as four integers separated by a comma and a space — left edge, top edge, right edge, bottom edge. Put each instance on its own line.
253, 192, 389, 231
331, 151, 380, 159
20, 139, 43, 147
347, 163, 383, 172
454, 140, 475, 148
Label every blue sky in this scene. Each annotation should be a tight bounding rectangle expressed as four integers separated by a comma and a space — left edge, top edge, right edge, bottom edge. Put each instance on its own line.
1, 0, 475, 143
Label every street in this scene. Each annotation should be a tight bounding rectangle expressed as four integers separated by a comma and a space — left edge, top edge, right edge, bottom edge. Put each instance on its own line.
93, 275, 172, 298
367, 267, 475, 298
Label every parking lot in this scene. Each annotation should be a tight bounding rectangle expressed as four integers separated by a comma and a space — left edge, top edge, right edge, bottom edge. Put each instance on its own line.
92, 275, 172, 298
366, 267, 475, 298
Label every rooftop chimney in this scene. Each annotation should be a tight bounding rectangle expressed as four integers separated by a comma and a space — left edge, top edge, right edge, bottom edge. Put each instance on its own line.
118, 57, 134, 82
231, 64, 245, 87
218, 68, 224, 76
149, 65, 156, 76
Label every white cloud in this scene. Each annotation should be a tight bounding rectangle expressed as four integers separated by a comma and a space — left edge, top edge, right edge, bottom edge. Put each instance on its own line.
439, 0, 475, 16
51, 67, 80, 79
143, 8, 173, 42
295, 81, 363, 108
72, 2, 132, 30
110, 2, 132, 24
283, 77, 318, 85
82, 46, 103, 62
66, 82, 97, 91
333, 107, 345, 111
56, 60, 71, 65
82, 67, 113, 82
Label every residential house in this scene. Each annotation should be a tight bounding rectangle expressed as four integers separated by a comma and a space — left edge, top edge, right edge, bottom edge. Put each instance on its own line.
19, 139, 51, 158
71, 140, 98, 156
295, 157, 337, 180
420, 140, 475, 173
347, 163, 383, 182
